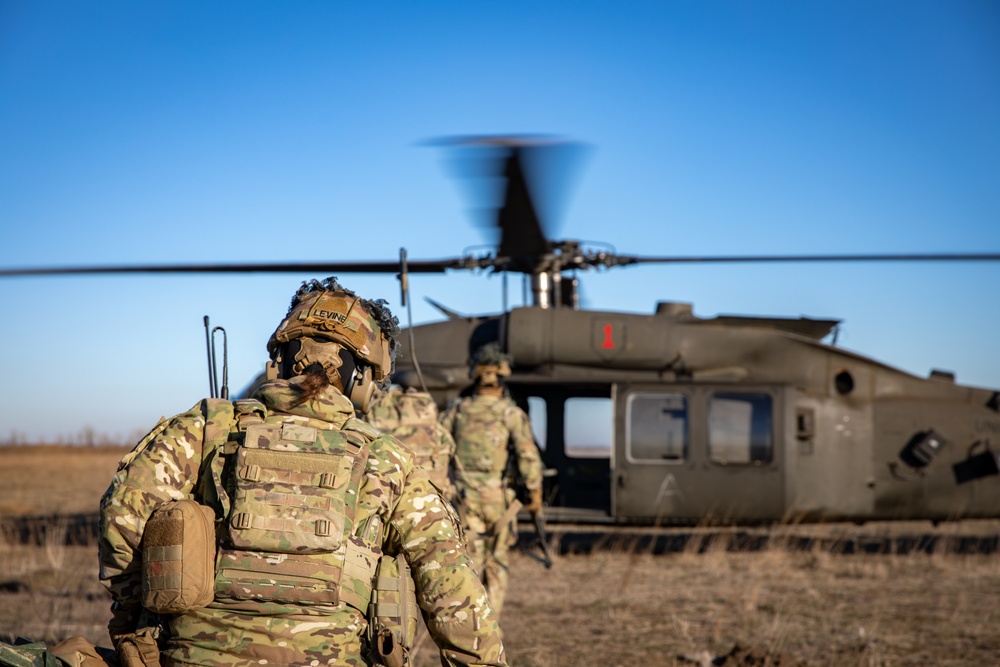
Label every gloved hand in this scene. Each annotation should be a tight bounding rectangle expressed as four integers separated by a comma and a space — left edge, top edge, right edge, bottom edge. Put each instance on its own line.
108, 599, 140, 640
525, 486, 544, 514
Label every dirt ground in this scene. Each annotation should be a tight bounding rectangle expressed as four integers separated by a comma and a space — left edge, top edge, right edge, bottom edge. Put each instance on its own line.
3, 445, 999, 666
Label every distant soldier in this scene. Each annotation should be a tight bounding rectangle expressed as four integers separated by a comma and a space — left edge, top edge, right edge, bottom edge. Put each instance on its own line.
99, 278, 506, 667
367, 385, 458, 502
439, 343, 544, 619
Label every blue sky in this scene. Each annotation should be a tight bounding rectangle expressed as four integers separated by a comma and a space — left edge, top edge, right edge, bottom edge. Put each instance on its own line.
1, 1, 998, 443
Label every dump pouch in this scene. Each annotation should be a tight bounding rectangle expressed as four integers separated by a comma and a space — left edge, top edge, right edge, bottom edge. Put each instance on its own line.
368, 554, 419, 666
141, 499, 216, 614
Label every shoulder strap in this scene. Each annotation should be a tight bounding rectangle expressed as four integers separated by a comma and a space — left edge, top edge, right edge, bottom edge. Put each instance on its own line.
343, 417, 380, 443
198, 398, 241, 520
233, 398, 266, 427
202, 398, 237, 454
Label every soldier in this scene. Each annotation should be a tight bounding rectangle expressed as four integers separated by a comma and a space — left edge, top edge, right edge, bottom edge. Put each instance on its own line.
439, 343, 544, 619
366, 386, 458, 503
99, 278, 506, 667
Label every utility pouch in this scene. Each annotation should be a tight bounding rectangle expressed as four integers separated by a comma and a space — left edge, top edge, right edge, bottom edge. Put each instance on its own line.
141, 499, 216, 614
368, 554, 419, 667
115, 629, 160, 667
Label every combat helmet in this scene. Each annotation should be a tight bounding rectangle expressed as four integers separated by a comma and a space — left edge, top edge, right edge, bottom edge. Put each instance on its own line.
469, 342, 512, 387
268, 277, 400, 411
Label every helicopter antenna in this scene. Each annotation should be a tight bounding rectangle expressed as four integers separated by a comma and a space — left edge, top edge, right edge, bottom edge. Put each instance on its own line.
210, 325, 229, 400
203, 316, 215, 398
503, 271, 509, 312
398, 248, 428, 393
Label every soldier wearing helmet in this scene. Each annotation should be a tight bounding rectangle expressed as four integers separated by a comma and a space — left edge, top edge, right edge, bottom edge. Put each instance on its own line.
99, 278, 506, 667
439, 342, 544, 620
367, 386, 458, 503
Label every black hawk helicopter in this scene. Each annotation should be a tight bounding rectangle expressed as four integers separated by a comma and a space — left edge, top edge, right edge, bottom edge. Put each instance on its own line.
4, 137, 1000, 525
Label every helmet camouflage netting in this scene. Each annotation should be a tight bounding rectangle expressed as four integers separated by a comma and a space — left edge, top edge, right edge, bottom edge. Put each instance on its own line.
268, 277, 401, 388
470, 342, 513, 369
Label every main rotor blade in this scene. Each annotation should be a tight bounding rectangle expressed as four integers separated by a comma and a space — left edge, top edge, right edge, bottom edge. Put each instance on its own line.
0, 258, 463, 278
618, 252, 1000, 265
496, 146, 549, 260
7, 251, 997, 279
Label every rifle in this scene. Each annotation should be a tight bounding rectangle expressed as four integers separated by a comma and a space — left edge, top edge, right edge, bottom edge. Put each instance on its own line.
528, 506, 553, 569
506, 441, 554, 569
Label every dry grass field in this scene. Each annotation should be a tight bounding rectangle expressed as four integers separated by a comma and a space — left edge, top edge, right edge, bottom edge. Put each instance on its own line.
0, 445, 129, 516
3, 445, 999, 666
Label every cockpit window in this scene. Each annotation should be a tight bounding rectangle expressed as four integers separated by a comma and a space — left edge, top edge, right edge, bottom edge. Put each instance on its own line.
626, 393, 688, 463
709, 392, 773, 465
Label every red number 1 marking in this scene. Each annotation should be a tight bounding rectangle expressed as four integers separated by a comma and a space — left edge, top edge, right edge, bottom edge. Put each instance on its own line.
601, 323, 615, 349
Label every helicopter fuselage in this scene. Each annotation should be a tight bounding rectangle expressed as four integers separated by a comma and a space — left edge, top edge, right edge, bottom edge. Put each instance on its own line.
394, 302, 1000, 524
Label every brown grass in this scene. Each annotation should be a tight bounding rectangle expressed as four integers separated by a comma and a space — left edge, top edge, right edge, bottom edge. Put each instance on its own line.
2, 446, 999, 665
0, 445, 129, 516
495, 549, 1000, 666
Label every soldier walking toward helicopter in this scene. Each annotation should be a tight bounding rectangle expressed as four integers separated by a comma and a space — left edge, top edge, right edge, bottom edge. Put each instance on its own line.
439, 343, 544, 620
367, 385, 459, 503
99, 278, 505, 667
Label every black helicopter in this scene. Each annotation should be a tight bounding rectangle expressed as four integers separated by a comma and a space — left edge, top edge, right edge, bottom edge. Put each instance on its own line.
4, 137, 1000, 525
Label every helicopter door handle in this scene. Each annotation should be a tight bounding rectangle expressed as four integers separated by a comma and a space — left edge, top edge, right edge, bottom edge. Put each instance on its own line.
617, 472, 627, 488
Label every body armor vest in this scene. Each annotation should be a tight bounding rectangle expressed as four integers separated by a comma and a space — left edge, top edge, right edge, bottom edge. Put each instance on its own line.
371, 394, 449, 488
210, 399, 383, 613
452, 397, 512, 474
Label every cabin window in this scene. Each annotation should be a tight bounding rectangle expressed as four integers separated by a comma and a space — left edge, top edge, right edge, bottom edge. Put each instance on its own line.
626, 393, 688, 462
527, 396, 547, 450
564, 397, 612, 457
708, 392, 773, 465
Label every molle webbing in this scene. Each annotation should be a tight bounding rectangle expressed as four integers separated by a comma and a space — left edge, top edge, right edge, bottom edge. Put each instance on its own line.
215, 547, 345, 605
455, 398, 512, 474
368, 554, 419, 654
144, 544, 182, 591
228, 422, 369, 554
214, 412, 382, 611
397, 401, 424, 427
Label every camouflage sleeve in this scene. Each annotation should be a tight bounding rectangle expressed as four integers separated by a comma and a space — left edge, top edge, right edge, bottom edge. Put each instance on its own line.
387, 464, 506, 666
438, 425, 458, 502
438, 402, 456, 435
98, 401, 212, 631
439, 424, 457, 460
507, 406, 543, 490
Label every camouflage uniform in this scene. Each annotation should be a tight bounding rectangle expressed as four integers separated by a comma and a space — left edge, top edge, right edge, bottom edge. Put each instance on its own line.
99, 378, 506, 667
439, 394, 543, 618
366, 387, 457, 502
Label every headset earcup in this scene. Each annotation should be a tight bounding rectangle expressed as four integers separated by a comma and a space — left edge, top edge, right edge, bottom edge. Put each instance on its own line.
350, 365, 376, 413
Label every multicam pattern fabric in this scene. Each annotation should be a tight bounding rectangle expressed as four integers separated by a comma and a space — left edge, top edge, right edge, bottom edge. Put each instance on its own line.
99, 376, 506, 667
366, 387, 457, 501
439, 394, 543, 618
268, 288, 394, 385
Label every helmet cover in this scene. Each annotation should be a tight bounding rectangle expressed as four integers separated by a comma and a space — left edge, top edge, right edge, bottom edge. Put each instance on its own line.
268, 278, 400, 388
